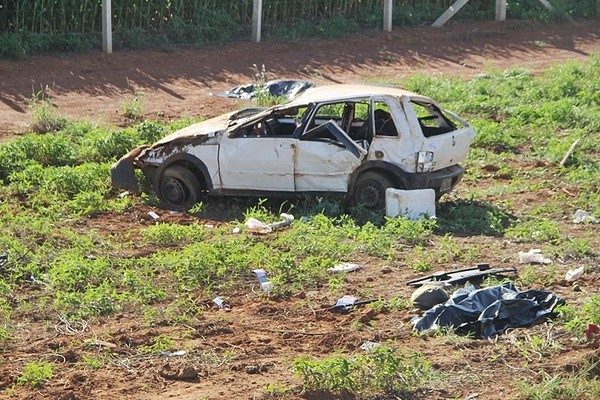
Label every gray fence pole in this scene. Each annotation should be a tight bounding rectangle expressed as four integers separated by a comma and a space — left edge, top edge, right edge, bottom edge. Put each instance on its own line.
252, 0, 263, 43
383, 0, 393, 32
495, 0, 507, 21
102, 0, 112, 53
537, 0, 554, 11
432, 0, 471, 27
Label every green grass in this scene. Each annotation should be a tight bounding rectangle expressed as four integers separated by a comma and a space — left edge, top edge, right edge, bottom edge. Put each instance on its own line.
16, 361, 53, 388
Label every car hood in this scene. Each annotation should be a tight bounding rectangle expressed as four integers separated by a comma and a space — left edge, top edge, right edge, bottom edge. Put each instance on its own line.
153, 113, 233, 146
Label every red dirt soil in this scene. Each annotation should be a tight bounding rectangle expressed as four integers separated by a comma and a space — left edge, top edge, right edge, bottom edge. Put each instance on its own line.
1, 19, 599, 138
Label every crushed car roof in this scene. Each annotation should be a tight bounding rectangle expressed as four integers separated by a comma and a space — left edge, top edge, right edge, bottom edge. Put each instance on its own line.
287, 84, 432, 105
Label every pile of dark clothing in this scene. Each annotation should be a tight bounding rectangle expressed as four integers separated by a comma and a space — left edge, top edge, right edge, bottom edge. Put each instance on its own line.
412, 282, 564, 338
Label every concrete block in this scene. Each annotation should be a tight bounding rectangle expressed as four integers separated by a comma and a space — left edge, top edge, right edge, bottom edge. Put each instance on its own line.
385, 188, 436, 220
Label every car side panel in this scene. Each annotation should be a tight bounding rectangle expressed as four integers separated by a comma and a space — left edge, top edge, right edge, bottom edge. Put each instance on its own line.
186, 144, 221, 189
295, 141, 362, 192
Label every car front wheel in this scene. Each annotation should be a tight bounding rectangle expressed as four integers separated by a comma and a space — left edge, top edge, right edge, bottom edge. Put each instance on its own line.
353, 171, 394, 210
158, 165, 201, 211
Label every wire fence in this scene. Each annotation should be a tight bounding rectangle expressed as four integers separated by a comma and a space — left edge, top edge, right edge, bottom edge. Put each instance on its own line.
0, 0, 598, 58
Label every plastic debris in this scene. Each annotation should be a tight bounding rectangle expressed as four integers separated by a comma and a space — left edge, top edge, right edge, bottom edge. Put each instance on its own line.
0, 253, 7, 269
410, 283, 449, 310
213, 296, 230, 309
407, 264, 516, 287
160, 350, 187, 357
518, 249, 552, 264
30, 275, 47, 286
573, 209, 598, 224
88, 339, 117, 349
412, 282, 564, 338
359, 341, 381, 352
232, 227, 241, 234
225, 79, 314, 100
252, 269, 273, 292
565, 266, 584, 282
333, 295, 358, 312
327, 263, 362, 274
118, 191, 130, 198
245, 218, 272, 234
245, 214, 294, 234
148, 211, 160, 221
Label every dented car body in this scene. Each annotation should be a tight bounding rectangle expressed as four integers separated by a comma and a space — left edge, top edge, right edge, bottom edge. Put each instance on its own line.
112, 84, 476, 210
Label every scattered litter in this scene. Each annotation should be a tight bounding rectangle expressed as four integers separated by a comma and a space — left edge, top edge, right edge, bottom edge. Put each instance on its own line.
559, 138, 581, 167
148, 211, 160, 221
327, 262, 362, 274
245, 218, 272, 234
118, 191, 130, 198
213, 296, 230, 309
87, 339, 117, 349
412, 282, 564, 338
573, 209, 598, 224
245, 214, 294, 234
410, 282, 449, 310
406, 264, 516, 287
160, 350, 187, 357
0, 253, 7, 269
225, 79, 314, 100
565, 266, 584, 282
29, 275, 47, 286
169, 210, 181, 215
300, 216, 310, 223
252, 269, 273, 292
385, 188, 436, 220
333, 295, 358, 312
204, 224, 215, 229
232, 227, 241, 234
359, 341, 382, 352
464, 394, 479, 400
518, 249, 552, 264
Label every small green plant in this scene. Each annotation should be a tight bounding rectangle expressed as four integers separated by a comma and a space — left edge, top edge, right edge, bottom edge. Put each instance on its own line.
293, 345, 433, 395
121, 91, 144, 121
82, 355, 104, 370
138, 334, 176, 354
506, 218, 561, 243
17, 361, 53, 387
263, 382, 292, 397
29, 91, 67, 133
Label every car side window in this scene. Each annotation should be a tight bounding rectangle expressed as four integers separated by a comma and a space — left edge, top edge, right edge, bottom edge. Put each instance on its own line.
372, 101, 398, 137
411, 101, 457, 137
234, 106, 308, 138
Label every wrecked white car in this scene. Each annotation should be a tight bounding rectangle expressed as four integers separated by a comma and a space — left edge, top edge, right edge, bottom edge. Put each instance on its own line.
112, 85, 476, 210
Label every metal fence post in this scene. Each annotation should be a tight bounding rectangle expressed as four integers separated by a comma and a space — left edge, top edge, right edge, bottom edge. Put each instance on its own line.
102, 0, 112, 53
495, 0, 507, 21
383, 0, 393, 32
252, 0, 263, 43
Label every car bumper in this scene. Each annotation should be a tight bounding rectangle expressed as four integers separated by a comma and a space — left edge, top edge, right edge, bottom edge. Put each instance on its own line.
407, 165, 464, 196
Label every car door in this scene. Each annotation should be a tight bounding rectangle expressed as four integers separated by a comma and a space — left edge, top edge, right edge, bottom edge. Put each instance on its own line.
295, 120, 366, 192
218, 134, 296, 192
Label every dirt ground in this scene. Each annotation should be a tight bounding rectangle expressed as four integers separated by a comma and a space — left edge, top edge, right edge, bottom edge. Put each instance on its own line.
1, 18, 600, 400
1, 19, 599, 138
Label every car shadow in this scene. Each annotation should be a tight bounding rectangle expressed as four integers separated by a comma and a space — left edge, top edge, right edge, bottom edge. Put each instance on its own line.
436, 199, 516, 237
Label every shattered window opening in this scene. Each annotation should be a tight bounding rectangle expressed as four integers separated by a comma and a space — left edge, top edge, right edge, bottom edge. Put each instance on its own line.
411, 101, 457, 137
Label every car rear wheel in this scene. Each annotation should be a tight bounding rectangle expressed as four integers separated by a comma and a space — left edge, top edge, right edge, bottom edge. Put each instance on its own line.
353, 171, 394, 210
158, 165, 201, 211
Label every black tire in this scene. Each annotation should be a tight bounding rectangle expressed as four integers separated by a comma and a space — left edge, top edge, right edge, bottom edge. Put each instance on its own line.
353, 171, 394, 210
157, 165, 202, 211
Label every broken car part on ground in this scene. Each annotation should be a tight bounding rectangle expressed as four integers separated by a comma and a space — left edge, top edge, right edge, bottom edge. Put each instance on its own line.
111, 84, 476, 211
406, 264, 517, 287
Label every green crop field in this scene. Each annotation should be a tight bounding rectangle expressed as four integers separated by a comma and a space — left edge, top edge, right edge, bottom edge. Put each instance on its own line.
0, 0, 597, 58
0, 56, 599, 398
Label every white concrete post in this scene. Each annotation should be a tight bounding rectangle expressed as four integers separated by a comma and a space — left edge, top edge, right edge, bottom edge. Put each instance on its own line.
383, 0, 393, 32
495, 0, 507, 21
102, 0, 112, 53
432, 0, 471, 27
252, 0, 263, 43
